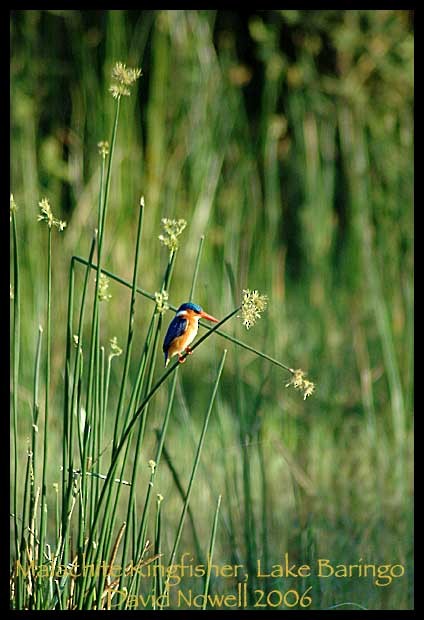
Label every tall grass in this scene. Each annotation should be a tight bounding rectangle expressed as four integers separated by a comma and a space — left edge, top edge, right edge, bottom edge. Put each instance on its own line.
10, 9, 413, 610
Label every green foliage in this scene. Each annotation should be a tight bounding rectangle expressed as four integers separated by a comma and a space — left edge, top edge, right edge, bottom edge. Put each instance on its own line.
10, 10, 413, 610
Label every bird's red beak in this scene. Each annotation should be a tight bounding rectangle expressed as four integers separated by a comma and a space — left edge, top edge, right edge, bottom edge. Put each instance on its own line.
199, 310, 219, 323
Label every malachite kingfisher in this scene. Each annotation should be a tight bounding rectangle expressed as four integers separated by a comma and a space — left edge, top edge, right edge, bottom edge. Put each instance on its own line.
163, 302, 219, 367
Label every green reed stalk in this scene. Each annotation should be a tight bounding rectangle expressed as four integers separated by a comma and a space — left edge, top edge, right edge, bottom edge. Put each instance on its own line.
127, 371, 180, 601
30, 325, 43, 545
103, 344, 120, 429
64, 241, 95, 576
189, 235, 205, 301
96, 345, 106, 491
104, 250, 176, 607
101, 99, 120, 242
114, 323, 164, 606
92, 331, 102, 510
62, 257, 74, 531
214, 396, 241, 567
112, 198, 145, 453
22, 325, 44, 607
18, 450, 31, 606
86, 251, 178, 610
237, 357, 256, 596
91, 311, 157, 608
58, 239, 96, 585
69, 239, 96, 466
84, 148, 108, 536
121, 310, 156, 435
153, 494, 164, 604
83, 97, 117, 479
99, 345, 105, 443
133, 231, 210, 584
138, 372, 178, 545
130, 234, 222, 581
11, 207, 20, 568
38, 226, 52, 597
162, 350, 227, 601
79, 104, 123, 596
202, 494, 222, 609
151, 436, 204, 566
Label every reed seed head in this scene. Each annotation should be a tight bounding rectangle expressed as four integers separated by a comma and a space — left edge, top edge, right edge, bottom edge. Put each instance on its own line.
97, 273, 112, 302
285, 368, 316, 400
154, 290, 169, 315
239, 289, 268, 329
109, 61, 142, 99
37, 198, 67, 231
158, 218, 187, 252
109, 336, 122, 358
97, 141, 109, 158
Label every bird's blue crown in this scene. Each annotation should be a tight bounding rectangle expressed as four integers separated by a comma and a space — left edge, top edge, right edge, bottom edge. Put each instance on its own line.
177, 302, 202, 314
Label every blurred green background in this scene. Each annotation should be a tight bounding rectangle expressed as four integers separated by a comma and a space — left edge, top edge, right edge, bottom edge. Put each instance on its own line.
10, 10, 413, 610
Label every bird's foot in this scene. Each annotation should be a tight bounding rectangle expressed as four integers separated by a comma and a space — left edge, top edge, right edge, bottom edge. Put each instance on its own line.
178, 354, 186, 364
185, 346, 193, 355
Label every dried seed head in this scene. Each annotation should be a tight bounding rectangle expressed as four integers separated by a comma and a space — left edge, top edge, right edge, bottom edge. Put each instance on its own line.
154, 290, 169, 315
97, 273, 112, 302
112, 61, 142, 85
158, 218, 187, 252
285, 369, 316, 400
239, 289, 268, 329
97, 141, 109, 158
109, 83, 130, 99
109, 61, 142, 99
109, 336, 122, 358
37, 198, 67, 231
148, 460, 157, 474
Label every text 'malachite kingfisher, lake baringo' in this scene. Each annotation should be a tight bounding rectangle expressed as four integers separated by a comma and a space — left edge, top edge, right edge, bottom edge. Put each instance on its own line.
163, 302, 219, 367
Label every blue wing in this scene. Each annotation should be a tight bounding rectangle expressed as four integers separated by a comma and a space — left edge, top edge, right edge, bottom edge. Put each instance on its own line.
163, 316, 188, 353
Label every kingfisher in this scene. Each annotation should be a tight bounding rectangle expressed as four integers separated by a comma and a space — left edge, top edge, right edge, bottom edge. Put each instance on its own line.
163, 302, 219, 367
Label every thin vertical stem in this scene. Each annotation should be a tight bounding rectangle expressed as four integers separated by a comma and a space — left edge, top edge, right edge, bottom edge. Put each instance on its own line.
189, 235, 205, 301
58, 239, 96, 574
112, 198, 145, 453
153, 495, 164, 603
164, 350, 227, 597
127, 370, 178, 602
202, 494, 222, 609
39, 227, 52, 581
111, 253, 176, 606
11, 210, 20, 566
62, 257, 74, 541
30, 325, 43, 539
84, 150, 107, 537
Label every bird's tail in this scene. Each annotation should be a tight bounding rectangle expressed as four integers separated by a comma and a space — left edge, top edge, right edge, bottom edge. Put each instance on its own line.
164, 352, 170, 367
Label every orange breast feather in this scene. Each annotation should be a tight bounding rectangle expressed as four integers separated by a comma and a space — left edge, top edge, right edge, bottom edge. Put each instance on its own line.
167, 315, 198, 357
